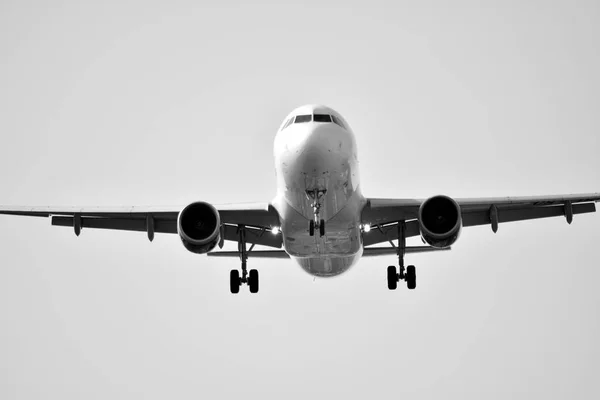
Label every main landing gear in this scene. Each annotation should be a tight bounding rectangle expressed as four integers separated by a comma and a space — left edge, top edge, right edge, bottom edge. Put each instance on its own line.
387, 265, 416, 290
307, 189, 326, 237
230, 225, 259, 294
386, 221, 417, 290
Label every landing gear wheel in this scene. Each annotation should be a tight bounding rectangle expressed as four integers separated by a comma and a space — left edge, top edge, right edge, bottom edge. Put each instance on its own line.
406, 265, 416, 290
309, 220, 315, 236
230, 270, 240, 294
249, 269, 259, 293
319, 219, 325, 237
387, 266, 398, 290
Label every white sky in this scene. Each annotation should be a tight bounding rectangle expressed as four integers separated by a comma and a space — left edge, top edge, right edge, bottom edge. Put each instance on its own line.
1, 0, 599, 399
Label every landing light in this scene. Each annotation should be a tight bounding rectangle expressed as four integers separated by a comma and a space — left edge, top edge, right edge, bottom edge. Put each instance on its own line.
271, 226, 280, 234
363, 224, 371, 233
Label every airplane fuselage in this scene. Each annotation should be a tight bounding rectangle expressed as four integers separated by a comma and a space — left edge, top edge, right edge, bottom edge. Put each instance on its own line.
272, 105, 366, 277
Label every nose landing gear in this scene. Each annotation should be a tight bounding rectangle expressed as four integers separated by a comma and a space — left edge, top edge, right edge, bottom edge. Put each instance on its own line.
307, 189, 326, 237
308, 219, 326, 237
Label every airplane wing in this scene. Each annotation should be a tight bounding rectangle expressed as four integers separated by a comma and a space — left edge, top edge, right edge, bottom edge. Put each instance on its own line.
362, 193, 600, 246
0, 203, 283, 248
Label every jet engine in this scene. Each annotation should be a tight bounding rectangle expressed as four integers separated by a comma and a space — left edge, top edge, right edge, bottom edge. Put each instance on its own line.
418, 195, 462, 248
177, 201, 221, 254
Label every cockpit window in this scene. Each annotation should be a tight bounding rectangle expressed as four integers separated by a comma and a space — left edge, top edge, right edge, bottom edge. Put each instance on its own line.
331, 115, 345, 129
294, 114, 312, 123
313, 114, 332, 123
280, 113, 347, 131
282, 117, 293, 130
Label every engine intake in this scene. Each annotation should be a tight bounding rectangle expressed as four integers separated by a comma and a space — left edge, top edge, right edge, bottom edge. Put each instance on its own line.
418, 195, 462, 248
177, 201, 221, 254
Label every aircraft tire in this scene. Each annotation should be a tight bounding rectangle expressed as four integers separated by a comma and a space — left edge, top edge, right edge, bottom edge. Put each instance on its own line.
249, 269, 259, 293
309, 220, 315, 236
230, 270, 240, 294
319, 219, 325, 236
406, 265, 416, 290
387, 266, 398, 290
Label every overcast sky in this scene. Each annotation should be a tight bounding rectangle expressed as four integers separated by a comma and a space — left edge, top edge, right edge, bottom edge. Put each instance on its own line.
1, 0, 599, 399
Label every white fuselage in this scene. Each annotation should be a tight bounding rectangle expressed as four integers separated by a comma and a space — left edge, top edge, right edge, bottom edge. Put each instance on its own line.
271, 105, 366, 277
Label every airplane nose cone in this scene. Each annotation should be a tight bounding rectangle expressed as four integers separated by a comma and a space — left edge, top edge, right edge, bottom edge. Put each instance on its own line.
275, 122, 355, 165
273, 118, 360, 222
273, 120, 358, 199
303, 123, 347, 154
291, 124, 350, 174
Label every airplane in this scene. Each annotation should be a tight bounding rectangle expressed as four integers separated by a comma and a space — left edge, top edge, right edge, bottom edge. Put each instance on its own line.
1, 104, 599, 294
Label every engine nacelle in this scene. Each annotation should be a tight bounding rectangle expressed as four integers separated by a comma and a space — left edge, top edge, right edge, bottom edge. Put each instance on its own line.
177, 201, 221, 254
418, 195, 462, 248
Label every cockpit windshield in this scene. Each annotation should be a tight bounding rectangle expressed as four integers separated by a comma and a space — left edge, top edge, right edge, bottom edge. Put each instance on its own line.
313, 114, 332, 122
281, 113, 346, 131
294, 114, 312, 123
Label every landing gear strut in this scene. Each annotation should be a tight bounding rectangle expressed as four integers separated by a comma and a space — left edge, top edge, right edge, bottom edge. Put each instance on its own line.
230, 225, 259, 294
386, 221, 417, 290
307, 189, 326, 237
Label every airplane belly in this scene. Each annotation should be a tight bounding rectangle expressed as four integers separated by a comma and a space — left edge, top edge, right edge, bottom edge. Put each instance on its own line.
280, 196, 363, 258
282, 194, 364, 277
293, 254, 361, 277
